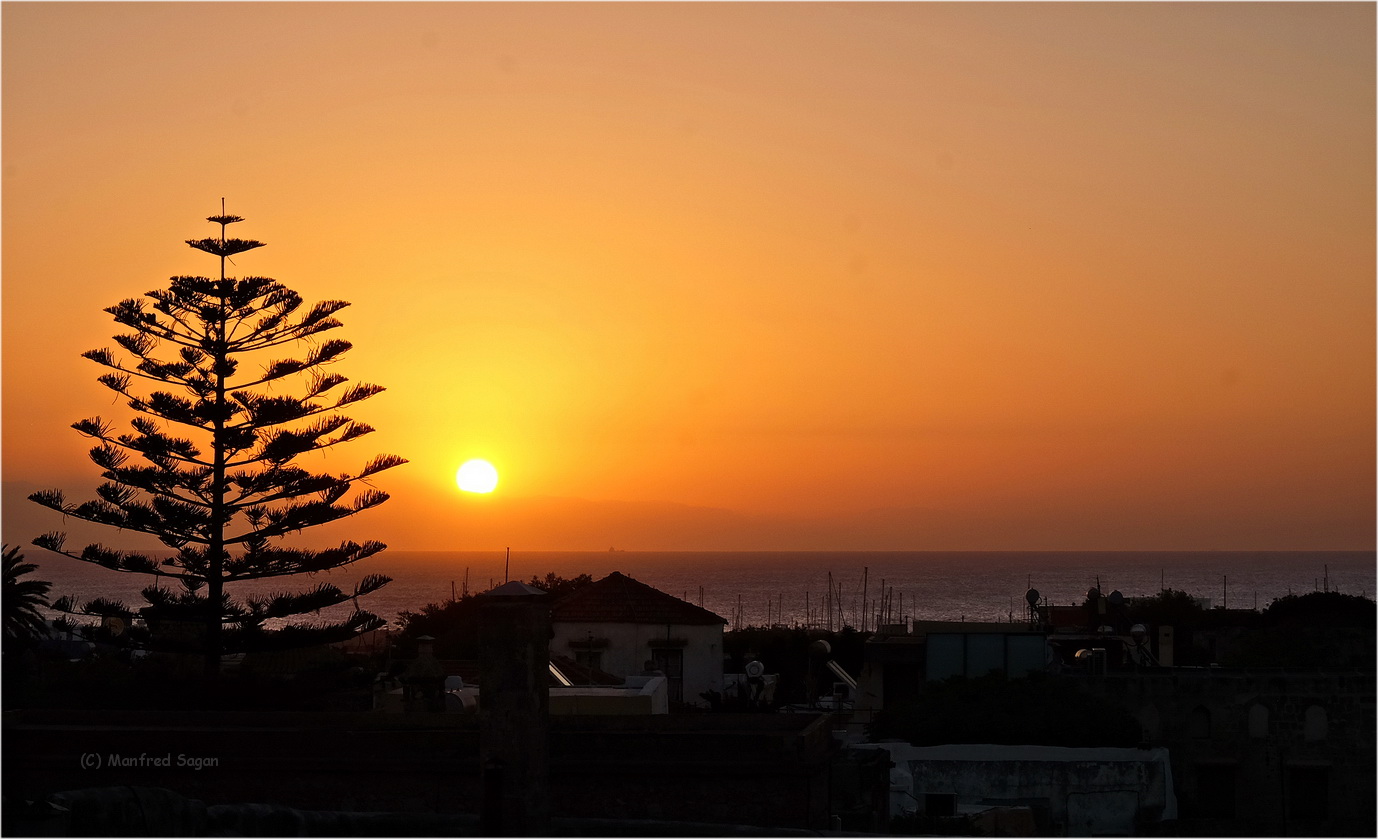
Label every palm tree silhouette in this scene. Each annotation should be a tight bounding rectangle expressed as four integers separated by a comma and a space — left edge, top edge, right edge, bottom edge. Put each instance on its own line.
3, 545, 52, 644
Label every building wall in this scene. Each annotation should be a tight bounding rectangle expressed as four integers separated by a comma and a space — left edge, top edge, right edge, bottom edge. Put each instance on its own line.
1078, 670, 1376, 837
549, 677, 670, 716
858, 743, 1175, 836
859, 633, 1376, 836
550, 621, 723, 707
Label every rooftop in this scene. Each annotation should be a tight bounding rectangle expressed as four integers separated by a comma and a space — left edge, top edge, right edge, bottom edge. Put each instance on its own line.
552, 571, 727, 626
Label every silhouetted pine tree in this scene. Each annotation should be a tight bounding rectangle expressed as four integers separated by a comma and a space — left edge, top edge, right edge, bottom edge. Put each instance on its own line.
29, 205, 405, 675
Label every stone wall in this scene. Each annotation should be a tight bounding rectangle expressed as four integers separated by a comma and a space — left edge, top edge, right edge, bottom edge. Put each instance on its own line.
1077, 669, 1375, 836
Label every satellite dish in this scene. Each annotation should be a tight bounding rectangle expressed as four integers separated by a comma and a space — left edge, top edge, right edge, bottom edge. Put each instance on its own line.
1074, 648, 1093, 661
745, 660, 765, 678
1087, 587, 1101, 601
1130, 624, 1148, 641
809, 639, 832, 657
1025, 588, 1040, 607
1108, 590, 1124, 606
103, 616, 126, 637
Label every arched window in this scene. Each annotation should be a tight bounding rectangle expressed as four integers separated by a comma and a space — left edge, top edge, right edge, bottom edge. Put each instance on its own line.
1247, 703, 1269, 738
1303, 705, 1328, 742
1189, 705, 1212, 739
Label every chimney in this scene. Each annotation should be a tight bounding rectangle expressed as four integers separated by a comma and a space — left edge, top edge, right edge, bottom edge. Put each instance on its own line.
478, 581, 551, 836
1157, 625, 1175, 668
401, 635, 444, 712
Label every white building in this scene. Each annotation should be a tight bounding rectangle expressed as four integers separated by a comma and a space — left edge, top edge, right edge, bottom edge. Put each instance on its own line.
550, 572, 726, 707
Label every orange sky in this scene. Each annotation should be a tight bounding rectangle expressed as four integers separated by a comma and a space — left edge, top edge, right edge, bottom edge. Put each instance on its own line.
3, 3, 1374, 551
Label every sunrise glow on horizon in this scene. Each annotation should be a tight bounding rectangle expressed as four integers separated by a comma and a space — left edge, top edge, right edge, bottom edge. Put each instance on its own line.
2, 3, 1373, 553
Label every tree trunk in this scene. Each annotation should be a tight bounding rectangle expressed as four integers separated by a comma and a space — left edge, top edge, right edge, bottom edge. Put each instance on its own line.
204, 268, 229, 677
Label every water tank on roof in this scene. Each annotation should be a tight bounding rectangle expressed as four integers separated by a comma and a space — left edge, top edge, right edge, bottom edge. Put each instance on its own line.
445, 691, 477, 714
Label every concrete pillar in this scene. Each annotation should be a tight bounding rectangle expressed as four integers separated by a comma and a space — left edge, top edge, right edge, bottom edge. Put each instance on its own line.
478, 581, 550, 836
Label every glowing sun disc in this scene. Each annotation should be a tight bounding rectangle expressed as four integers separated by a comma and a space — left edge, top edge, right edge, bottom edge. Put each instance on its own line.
456, 459, 499, 493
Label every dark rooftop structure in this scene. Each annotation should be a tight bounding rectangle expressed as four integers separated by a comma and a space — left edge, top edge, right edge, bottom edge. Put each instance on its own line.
551, 571, 726, 626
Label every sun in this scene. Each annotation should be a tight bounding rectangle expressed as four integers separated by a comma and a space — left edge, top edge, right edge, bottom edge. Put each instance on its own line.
456, 459, 499, 494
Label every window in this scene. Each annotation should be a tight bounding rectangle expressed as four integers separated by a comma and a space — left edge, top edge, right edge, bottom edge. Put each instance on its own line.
651, 648, 684, 703
1303, 705, 1328, 742
925, 635, 964, 681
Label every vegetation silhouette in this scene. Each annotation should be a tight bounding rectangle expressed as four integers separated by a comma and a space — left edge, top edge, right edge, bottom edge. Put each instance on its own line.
28, 207, 404, 675
1225, 590, 1375, 669
3, 545, 52, 646
1124, 588, 1206, 628
1119, 588, 1375, 668
1259, 590, 1374, 628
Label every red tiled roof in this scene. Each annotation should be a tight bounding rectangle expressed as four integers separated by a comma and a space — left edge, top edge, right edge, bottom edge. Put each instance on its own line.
551, 571, 727, 626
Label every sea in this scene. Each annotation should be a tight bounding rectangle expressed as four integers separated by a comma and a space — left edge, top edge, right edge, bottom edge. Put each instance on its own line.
29, 550, 1376, 632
